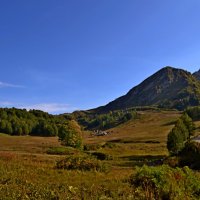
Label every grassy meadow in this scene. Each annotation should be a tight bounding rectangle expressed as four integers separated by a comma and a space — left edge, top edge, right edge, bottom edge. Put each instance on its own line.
0, 110, 185, 199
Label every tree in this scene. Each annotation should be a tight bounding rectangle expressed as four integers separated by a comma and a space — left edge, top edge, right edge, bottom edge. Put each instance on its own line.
167, 126, 185, 155
5, 122, 13, 135
18, 127, 23, 135
167, 113, 195, 155
45, 124, 55, 136
0, 107, 71, 137
175, 119, 189, 141
185, 106, 200, 120
58, 120, 82, 149
181, 113, 194, 138
52, 124, 58, 136
0, 120, 6, 132
23, 124, 30, 135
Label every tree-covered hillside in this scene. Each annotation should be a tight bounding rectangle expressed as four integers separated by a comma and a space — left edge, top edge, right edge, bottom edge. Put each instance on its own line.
0, 108, 71, 136
72, 108, 138, 130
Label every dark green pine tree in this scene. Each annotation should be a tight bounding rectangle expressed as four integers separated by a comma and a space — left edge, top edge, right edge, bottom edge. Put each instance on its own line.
181, 113, 195, 138
167, 126, 185, 155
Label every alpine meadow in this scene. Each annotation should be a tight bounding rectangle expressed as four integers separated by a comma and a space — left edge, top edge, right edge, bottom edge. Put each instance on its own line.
1, 1, 200, 200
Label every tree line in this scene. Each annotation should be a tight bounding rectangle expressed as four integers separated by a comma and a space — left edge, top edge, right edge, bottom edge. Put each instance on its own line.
0, 108, 62, 136
75, 109, 138, 130
0, 108, 82, 148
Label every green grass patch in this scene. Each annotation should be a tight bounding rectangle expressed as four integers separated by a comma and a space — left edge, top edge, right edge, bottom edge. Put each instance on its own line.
0, 133, 10, 137
46, 146, 79, 155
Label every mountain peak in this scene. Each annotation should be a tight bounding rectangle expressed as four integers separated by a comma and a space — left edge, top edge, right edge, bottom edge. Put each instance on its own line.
157, 66, 190, 74
161, 66, 176, 70
92, 66, 200, 113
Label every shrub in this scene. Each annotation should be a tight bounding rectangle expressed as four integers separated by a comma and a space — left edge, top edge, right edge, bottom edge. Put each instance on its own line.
130, 165, 200, 200
83, 143, 102, 151
179, 142, 200, 169
56, 154, 109, 172
102, 142, 117, 148
163, 156, 179, 168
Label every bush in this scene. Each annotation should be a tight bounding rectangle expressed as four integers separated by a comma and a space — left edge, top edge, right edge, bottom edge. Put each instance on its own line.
102, 142, 117, 148
56, 154, 109, 172
179, 142, 200, 169
130, 165, 200, 200
163, 156, 179, 168
83, 143, 102, 151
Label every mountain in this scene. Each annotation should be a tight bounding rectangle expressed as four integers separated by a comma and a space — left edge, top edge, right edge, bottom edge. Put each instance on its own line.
193, 69, 200, 80
92, 66, 200, 113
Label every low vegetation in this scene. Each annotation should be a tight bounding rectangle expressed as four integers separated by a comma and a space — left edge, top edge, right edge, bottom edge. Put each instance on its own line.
46, 146, 74, 155
130, 165, 200, 199
56, 154, 109, 172
0, 154, 133, 199
1, 109, 200, 199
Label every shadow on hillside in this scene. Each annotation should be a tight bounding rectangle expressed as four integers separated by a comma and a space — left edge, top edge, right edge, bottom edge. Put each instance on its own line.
116, 155, 166, 167
108, 139, 160, 144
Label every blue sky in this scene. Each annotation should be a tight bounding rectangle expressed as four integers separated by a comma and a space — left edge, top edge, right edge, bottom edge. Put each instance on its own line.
1, 0, 200, 113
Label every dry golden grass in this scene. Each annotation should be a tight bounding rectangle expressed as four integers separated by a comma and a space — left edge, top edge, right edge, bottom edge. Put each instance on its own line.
84, 111, 180, 142
0, 110, 181, 164
84, 111, 180, 157
0, 110, 182, 199
0, 134, 61, 153
0, 134, 64, 166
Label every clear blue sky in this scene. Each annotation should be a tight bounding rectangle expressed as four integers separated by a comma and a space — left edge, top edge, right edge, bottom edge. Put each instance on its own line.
1, 0, 200, 113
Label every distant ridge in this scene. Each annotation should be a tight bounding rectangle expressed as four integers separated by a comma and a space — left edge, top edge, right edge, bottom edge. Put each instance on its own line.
193, 69, 200, 80
90, 66, 200, 113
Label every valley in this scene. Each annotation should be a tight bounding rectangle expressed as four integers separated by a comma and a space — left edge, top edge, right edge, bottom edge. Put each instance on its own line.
0, 110, 186, 199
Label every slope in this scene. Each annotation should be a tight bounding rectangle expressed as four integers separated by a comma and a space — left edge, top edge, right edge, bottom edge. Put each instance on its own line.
93, 66, 200, 113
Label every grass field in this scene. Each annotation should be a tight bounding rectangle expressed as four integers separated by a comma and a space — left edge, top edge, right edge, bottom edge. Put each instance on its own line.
84, 110, 180, 156
0, 110, 181, 199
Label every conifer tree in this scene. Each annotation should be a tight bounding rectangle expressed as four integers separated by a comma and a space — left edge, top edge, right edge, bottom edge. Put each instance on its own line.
181, 113, 194, 138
